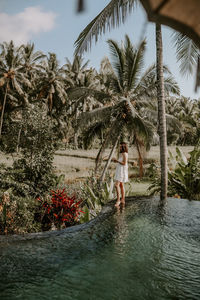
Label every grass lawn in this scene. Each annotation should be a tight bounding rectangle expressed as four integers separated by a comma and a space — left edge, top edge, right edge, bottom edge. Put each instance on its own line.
127, 181, 152, 196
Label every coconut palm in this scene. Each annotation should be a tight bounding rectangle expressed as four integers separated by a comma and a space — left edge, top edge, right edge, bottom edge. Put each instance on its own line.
78, 35, 179, 180
65, 55, 111, 110
19, 42, 46, 83
64, 55, 107, 112
64, 55, 112, 148
168, 96, 199, 145
156, 24, 168, 201
0, 41, 31, 137
37, 53, 67, 117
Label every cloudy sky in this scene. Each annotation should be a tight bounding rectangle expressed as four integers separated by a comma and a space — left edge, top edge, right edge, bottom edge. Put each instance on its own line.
0, 0, 199, 99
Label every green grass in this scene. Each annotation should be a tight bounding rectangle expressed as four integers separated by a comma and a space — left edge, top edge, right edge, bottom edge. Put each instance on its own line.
127, 181, 152, 196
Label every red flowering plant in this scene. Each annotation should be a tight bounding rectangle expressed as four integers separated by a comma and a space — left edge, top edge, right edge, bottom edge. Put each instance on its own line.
37, 189, 84, 230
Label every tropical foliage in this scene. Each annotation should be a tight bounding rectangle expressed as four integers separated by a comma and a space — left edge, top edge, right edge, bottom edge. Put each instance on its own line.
77, 35, 179, 180
37, 189, 84, 230
166, 96, 200, 145
0, 37, 199, 235
0, 105, 59, 197
148, 145, 200, 200
0, 191, 41, 234
168, 146, 200, 200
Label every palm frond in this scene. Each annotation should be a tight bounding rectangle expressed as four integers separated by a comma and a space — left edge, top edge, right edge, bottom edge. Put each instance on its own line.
134, 64, 156, 97
124, 98, 155, 145
165, 113, 181, 133
163, 75, 180, 96
77, 106, 113, 128
18, 73, 32, 88
74, 0, 136, 55
125, 38, 146, 91
67, 87, 111, 103
134, 63, 179, 99
107, 39, 125, 90
12, 78, 24, 96
82, 121, 106, 149
172, 31, 199, 76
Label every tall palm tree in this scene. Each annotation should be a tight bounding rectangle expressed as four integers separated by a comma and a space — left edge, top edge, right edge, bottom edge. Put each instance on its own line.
0, 41, 31, 137
156, 24, 167, 202
78, 35, 179, 180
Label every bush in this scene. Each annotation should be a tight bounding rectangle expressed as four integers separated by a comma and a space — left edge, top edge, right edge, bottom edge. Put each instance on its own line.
148, 145, 200, 200
0, 105, 60, 197
36, 189, 84, 230
168, 146, 200, 200
0, 190, 41, 235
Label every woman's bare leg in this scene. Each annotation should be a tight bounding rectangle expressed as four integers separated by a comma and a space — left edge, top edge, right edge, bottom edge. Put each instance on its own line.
115, 181, 121, 206
120, 182, 125, 204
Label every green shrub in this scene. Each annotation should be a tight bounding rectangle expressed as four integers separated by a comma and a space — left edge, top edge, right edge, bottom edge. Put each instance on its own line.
148, 145, 200, 200
78, 174, 113, 221
0, 190, 41, 235
168, 146, 200, 200
0, 105, 60, 197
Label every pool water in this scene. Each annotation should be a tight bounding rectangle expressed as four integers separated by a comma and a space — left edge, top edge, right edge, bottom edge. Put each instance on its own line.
0, 197, 200, 300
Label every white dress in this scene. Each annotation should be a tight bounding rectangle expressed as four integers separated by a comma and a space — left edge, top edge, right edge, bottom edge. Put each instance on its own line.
114, 152, 128, 182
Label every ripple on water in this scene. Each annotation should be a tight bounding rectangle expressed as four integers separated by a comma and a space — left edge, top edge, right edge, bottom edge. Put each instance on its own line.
0, 197, 200, 300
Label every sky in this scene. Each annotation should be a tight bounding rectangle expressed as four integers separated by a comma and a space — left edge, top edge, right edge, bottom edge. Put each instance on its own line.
0, 0, 199, 99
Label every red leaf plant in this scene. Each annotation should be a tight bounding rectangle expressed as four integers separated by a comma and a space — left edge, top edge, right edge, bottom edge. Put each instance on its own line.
37, 189, 84, 230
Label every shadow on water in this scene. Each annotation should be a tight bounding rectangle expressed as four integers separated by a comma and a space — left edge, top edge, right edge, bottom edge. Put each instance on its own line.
0, 196, 200, 300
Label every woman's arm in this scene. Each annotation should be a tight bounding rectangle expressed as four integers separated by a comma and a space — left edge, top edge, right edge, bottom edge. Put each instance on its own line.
113, 153, 127, 165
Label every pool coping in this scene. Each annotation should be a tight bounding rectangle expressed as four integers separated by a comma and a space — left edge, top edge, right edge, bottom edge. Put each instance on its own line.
0, 195, 156, 243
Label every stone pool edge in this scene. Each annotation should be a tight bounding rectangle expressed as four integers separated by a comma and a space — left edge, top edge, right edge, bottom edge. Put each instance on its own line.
0, 195, 155, 243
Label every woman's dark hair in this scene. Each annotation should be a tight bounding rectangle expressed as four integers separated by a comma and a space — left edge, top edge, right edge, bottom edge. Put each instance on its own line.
120, 142, 128, 153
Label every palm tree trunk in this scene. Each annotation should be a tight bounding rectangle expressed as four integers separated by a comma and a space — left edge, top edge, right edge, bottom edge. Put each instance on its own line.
156, 23, 168, 203
73, 109, 79, 149
0, 81, 9, 138
95, 133, 110, 174
16, 126, 22, 153
95, 120, 119, 174
99, 136, 119, 183
135, 138, 144, 178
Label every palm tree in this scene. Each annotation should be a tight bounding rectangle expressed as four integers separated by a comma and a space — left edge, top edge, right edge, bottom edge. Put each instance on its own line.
37, 53, 67, 117
64, 55, 112, 148
65, 55, 110, 111
0, 41, 31, 137
166, 96, 199, 145
156, 24, 167, 202
19, 42, 46, 83
78, 35, 179, 180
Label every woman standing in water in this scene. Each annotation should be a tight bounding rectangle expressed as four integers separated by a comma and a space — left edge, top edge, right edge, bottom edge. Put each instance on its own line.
113, 142, 128, 207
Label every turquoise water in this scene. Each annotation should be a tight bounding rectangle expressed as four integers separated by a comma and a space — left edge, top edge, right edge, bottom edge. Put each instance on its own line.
0, 197, 200, 300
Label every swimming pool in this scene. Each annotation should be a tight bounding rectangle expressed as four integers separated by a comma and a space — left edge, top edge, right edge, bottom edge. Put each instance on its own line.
0, 196, 200, 300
